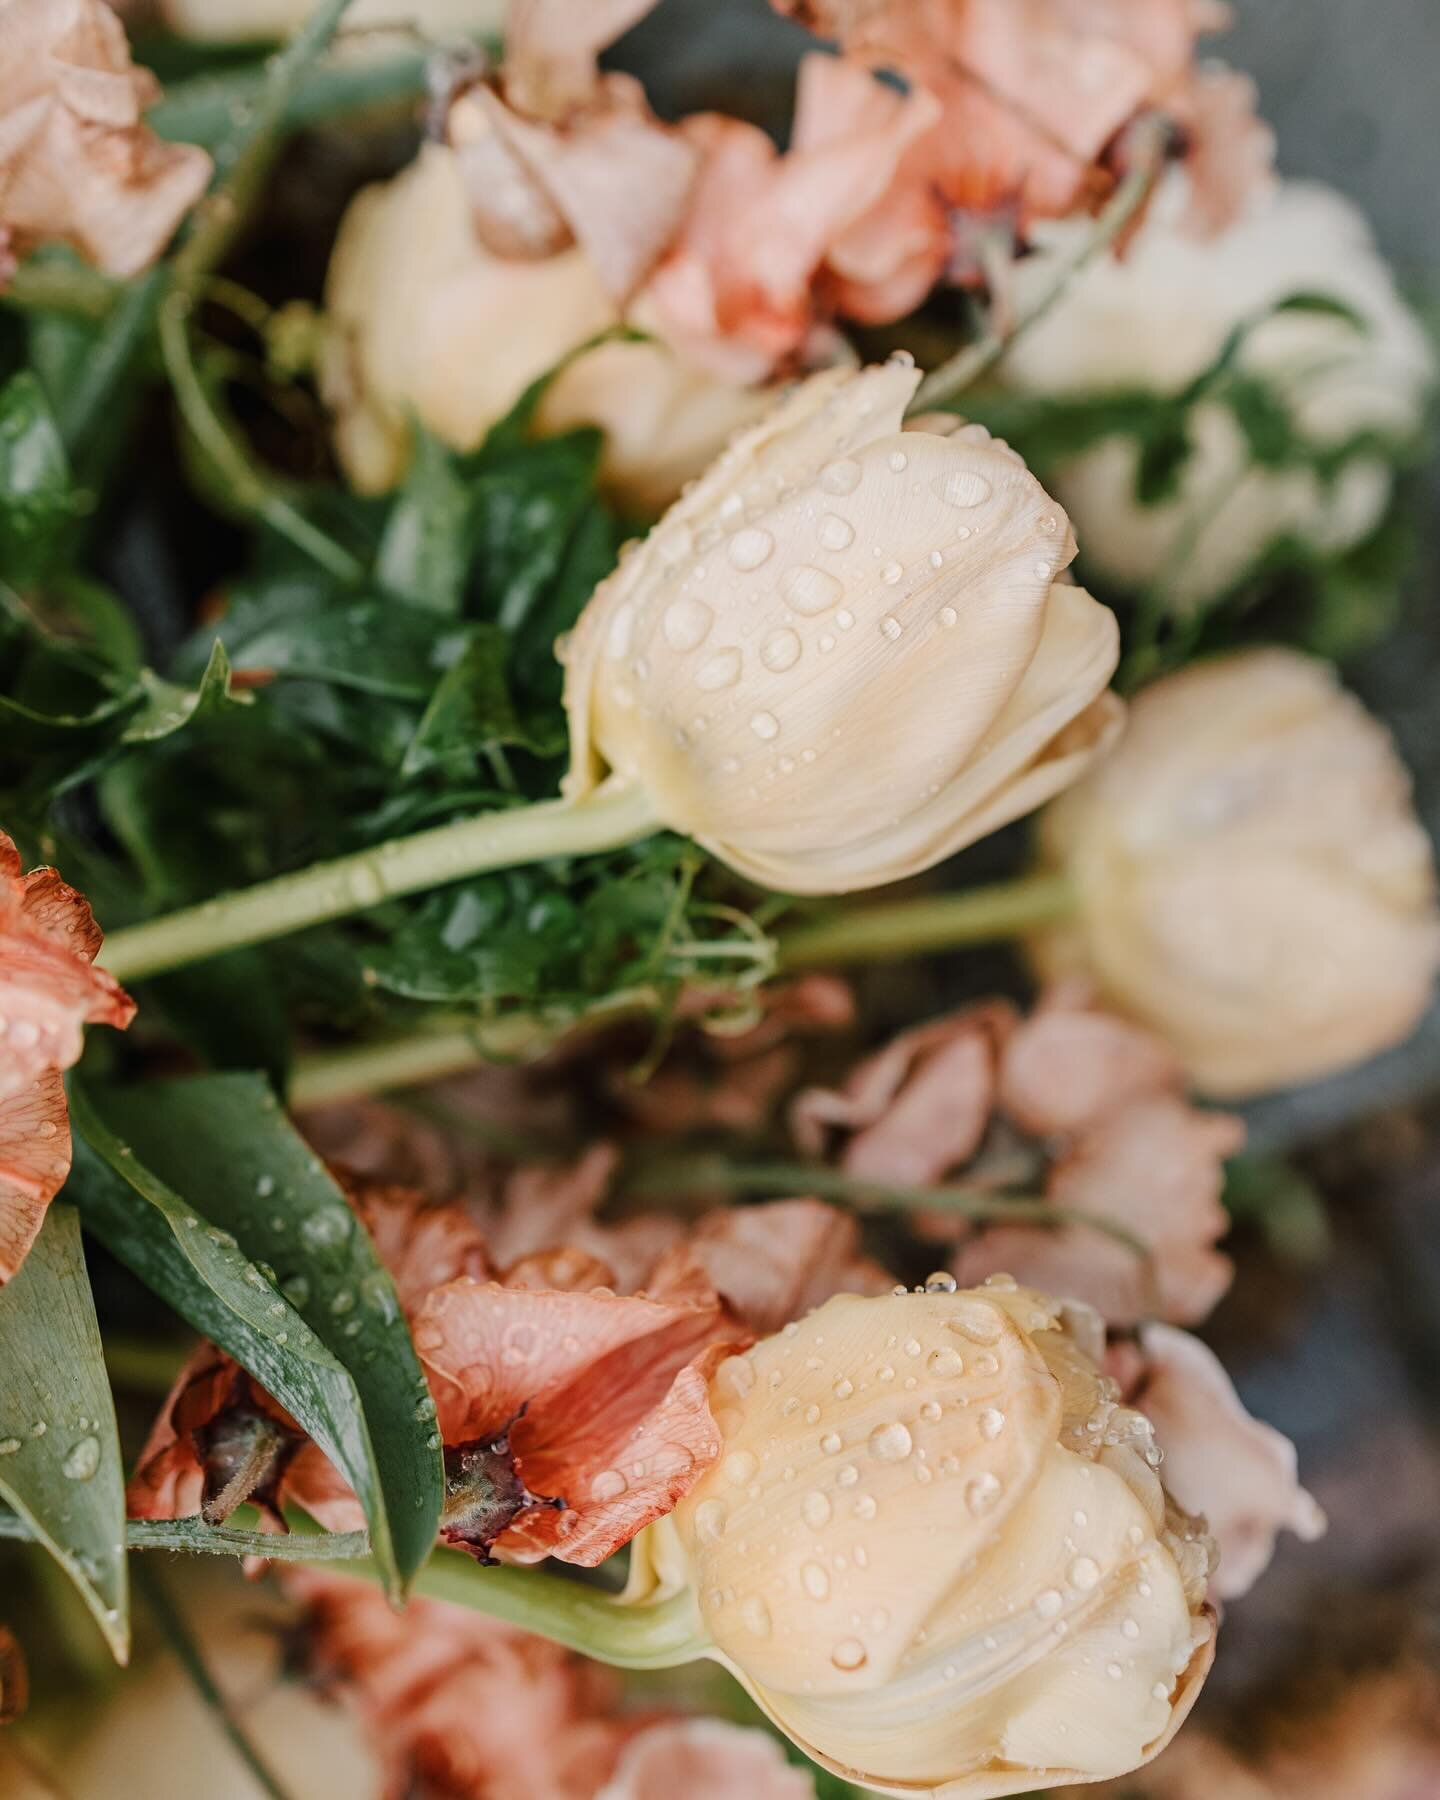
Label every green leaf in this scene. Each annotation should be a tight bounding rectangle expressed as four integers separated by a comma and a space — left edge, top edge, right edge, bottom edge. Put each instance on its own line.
401, 626, 526, 778
0, 372, 85, 581
377, 429, 473, 615
0, 1204, 128, 1662
67, 1076, 442, 1599
468, 432, 604, 636
121, 641, 251, 743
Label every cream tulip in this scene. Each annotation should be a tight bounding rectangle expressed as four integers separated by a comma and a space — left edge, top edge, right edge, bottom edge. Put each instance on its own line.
1000, 177, 1435, 608
625, 1282, 1216, 1797
1034, 648, 1440, 1097
562, 360, 1123, 894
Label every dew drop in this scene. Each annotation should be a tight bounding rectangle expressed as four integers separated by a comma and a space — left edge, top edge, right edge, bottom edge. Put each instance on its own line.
728, 527, 774, 571
820, 1431, 843, 1455
804, 1404, 821, 1425
881, 561, 903, 586
947, 1303, 1003, 1346
663, 597, 715, 651
750, 711, 780, 741
937, 470, 993, 508
879, 615, 903, 643
591, 1469, 628, 1501
760, 629, 802, 672
1123, 1618, 1141, 1640
965, 1472, 1002, 1516
820, 459, 862, 496
695, 1499, 728, 1542
723, 1450, 759, 1486
818, 514, 855, 550
836, 608, 855, 630
926, 1346, 964, 1379
832, 1377, 854, 1401
1107, 1662, 1124, 1681
781, 565, 843, 617
903, 1338, 922, 1358
831, 1637, 868, 1670
1152, 1681, 1170, 1701
606, 604, 636, 659
802, 1561, 831, 1600
939, 605, 959, 627
888, 451, 908, 473
1035, 1588, 1063, 1618
853, 1493, 877, 1520
696, 649, 742, 691
0, 1439, 19, 1456
1069, 1556, 1101, 1591
929, 550, 944, 568
742, 1595, 773, 1637
978, 1407, 1005, 1440
868, 1421, 912, 1463
836, 1463, 859, 1488
62, 1436, 100, 1482
919, 1400, 942, 1423
802, 1490, 833, 1529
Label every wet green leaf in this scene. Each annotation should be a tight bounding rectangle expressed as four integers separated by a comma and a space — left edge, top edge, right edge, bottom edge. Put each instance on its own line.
68, 1076, 442, 1599
0, 1205, 128, 1662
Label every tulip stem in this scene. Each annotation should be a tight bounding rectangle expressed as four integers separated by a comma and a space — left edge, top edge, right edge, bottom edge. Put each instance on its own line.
777, 872, 1077, 970
99, 781, 660, 983
627, 1156, 1151, 1260
909, 114, 1172, 413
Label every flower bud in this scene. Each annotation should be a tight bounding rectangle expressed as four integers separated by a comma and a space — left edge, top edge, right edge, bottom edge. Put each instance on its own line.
1034, 648, 1440, 1097
627, 1283, 1215, 1797
563, 362, 1123, 894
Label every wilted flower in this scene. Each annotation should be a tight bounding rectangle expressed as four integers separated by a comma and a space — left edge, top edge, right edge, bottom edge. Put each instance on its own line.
1034, 649, 1440, 1097
0, 830, 134, 1284
1118, 1324, 1325, 1601
794, 987, 1240, 1325
563, 361, 1122, 894
627, 1283, 1216, 1796
1000, 177, 1436, 606
0, 0, 210, 279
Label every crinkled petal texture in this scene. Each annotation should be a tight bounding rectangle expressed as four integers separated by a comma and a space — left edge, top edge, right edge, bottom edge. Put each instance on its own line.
0, 831, 135, 1282
0, 0, 210, 277
414, 1279, 748, 1564
1135, 1325, 1325, 1602
651, 1288, 1214, 1797
563, 362, 1122, 894
1035, 649, 1440, 1097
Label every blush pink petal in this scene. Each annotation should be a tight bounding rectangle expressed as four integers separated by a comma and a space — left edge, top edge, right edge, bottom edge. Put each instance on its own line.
953, 1093, 1240, 1325
286, 1568, 632, 1800
0, 0, 210, 277
791, 1003, 1013, 1184
0, 831, 134, 1282
1171, 62, 1276, 237
346, 1179, 493, 1315
998, 984, 1183, 1136
414, 1279, 747, 1565
596, 1718, 817, 1800
504, 0, 663, 120
649, 1198, 892, 1335
1136, 1323, 1326, 1600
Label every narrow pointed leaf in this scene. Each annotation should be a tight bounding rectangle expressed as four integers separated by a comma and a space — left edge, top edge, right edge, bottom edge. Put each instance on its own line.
0, 1204, 128, 1662
67, 1077, 441, 1598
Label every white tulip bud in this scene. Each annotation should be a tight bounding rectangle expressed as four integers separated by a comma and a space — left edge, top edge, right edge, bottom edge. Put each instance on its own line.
626, 1284, 1216, 1797
1034, 648, 1440, 1097
563, 361, 1123, 894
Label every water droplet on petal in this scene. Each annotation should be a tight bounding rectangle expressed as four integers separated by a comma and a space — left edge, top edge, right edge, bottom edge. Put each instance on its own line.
831, 1637, 868, 1670
819, 515, 855, 550
750, 711, 780, 741
937, 470, 993, 508
836, 608, 855, 630
880, 616, 902, 641
724, 1450, 758, 1486
742, 1595, 773, 1637
868, 1421, 912, 1463
820, 1431, 843, 1455
761, 629, 801, 672
591, 1469, 627, 1501
802, 1561, 831, 1599
728, 527, 774, 571
966, 1472, 1002, 1516
695, 1499, 728, 1542
881, 561, 903, 586
606, 604, 636, 659
939, 606, 958, 627
696, 649, 742, 691
1035, 1588, 1063, 1618
888, 451, 908, 472
663, 597, 715, 651
781, 565, 843, 616
1069, 1556, 1100, 1591
978, 1407, 1005, 1440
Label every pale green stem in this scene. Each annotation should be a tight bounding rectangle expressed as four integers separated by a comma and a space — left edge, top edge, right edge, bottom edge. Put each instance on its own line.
284, 872, 1077, 1106
778, 872, 1077, 970
0, 259, 120, 320
909, 116, 1172, 413
627, 1155, 1151, 1261
100, 781, 659, 983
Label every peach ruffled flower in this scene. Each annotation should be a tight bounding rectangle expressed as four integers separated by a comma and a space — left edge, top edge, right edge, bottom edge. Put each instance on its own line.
0, 0, 211, 279
1120, 1324, 1326, 1601
794, 985, 1242, 1326
286, 1567, 635, 1800
773, 0, 1273, 246
0, 830, 135, 1284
